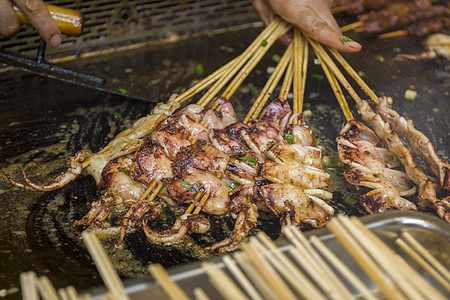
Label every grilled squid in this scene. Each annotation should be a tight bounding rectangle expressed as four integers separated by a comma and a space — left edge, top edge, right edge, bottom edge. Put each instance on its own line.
338, 97, 449, 222
143, 214, 211, 244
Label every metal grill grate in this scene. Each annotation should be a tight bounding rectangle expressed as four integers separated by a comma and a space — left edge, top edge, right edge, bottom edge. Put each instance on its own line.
0, 0, 259, 57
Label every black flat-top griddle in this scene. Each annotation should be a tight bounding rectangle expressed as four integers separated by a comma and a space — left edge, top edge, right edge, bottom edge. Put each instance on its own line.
0, 15, 449, 299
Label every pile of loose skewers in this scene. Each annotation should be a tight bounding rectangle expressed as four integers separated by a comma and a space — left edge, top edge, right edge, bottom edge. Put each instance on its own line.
4, 16, 450, 259
20, 214, 450, 300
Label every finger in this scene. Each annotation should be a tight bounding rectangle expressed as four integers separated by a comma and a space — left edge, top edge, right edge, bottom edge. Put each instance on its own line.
13, 0, 61, 47
275, 3, 361, 52
252, 0, 276, 26
0, 0, 20, 37
299, 14, 361, 52
253, 0, 293, 45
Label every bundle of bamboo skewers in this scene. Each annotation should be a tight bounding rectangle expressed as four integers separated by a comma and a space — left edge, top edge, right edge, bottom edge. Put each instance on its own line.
21, 213, 450, 300
17, 16, 450, 300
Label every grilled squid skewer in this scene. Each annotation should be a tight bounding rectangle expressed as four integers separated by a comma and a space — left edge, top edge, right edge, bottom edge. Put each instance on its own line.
356, 98, 450, 221
3, 102, 180, 190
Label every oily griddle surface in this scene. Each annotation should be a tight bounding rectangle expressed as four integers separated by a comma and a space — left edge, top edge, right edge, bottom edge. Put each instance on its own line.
0, 27, 449, 296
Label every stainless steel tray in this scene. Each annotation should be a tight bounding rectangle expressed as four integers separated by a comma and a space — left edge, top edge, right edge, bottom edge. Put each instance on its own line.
88, 210, 450, 299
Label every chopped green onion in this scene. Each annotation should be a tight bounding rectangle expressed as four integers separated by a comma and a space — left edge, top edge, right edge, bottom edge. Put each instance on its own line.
233, 27, 240, 34
149, 109, 154, 115
118, 88, 130, 95
157, 102, 164, 106
348, 129, 354, 136
205, 31, 214, 37
261, 39, 268, 47
315, 138, 321, 146
229, 182, 240, 190
119, 168, 130, 175
285, 134, 295, 144
113, 111, 122, 118
340, 36, 353, 44
375, 55, 385, 62
272, 54, 282, 63
241, 156, 258, 165
311, 73, 324, 80
357, 70, 365, 77
181, 182, 192, 189
195, 64, 204, 74
219, 45, 234, 53
344, 195, 358, 205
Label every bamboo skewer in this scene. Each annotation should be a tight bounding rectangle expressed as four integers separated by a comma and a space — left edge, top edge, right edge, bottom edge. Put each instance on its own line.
242, 240, 298, 300
283, 227, 355, 300
20, 272, 39, 300
309, 235, 378, 300
248, 237, 303, 300
339, 216, 428, 300
222, 256, 264, 300
243, 28, 307, 124
36, 276, 59, 300
82, 232, 129, 300
256, 232, 328, 300
233, 252, 280, 300
219, 21, 292, 102
343, 216, 447, 300
148, 264, 190, 300
340, 21, 362, 33
401, 231, 450, 283
193, 288, 211, 300
300, 36, 309, 111
327, 217, 406, 300
173, 54, 243, 104
57, 288, 70, 300
307, 37, 363, 104
64, 286, 80, 300
196, 18, 290, 107
379, 30, 408, 39
328, 48, 378, 102
293, 28, 306, 115
243, 43, 294, 123
184, 191, 204, 214
202, 262, 249, 300
320, 55, 354, 121
279, 59, 294, 101
139, 179, 159, 201
192, 190, 211, 214
395, 238, 450, 293
331, 3, 360, 14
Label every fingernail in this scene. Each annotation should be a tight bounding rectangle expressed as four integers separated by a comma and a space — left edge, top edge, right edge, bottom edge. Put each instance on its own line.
49, 34, 61, 47
347, 41, 361, 48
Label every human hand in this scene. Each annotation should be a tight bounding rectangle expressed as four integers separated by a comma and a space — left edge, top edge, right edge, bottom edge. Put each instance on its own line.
0, 0, 61, 47
253, 0, 361, 52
